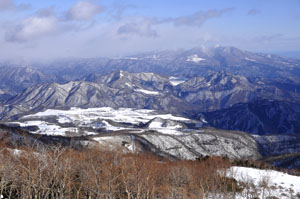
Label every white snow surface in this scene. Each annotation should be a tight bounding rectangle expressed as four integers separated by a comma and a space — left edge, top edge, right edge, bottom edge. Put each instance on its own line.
15, 120, 96, 136
15, 108, 264, 161
124, 57, 138, 60
135, 89, 159, 95
245, 57, 257, 62
228, 166, 300, 199
148, 119, 183, 135
252, 134, 297, 144
19, 107, 190, 136
119, 70, 124, 78
148, 120, 164, 129
186, 54, 205, 63
169, 77, 185, 86
26, 107, 189, 124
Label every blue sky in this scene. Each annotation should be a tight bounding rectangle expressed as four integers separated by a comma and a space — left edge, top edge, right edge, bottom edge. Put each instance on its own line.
0, 0, 299, 61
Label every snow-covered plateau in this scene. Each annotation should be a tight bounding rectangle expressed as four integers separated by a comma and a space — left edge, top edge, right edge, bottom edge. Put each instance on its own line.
19, 107, 190, 135
6, 107, 262, 160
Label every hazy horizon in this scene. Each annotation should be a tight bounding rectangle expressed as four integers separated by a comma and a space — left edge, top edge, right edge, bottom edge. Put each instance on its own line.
0, 0, 299, 61
1, 47, 300, 65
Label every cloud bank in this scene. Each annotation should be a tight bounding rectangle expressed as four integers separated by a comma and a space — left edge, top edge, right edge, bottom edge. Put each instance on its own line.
0, 1, 298, 61
166, 8, 234, 27
66, 1, 103, 21
6, 15, 58, 42
0, 0, 30, 12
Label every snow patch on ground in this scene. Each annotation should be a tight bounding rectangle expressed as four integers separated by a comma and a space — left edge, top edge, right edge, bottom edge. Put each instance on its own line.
169, 77, 185, 86
148, 119, 183, 135
152, 55, 159, 59
93, 136, 132, 151
253, 135, 297, 144
125, 83, 133, 88
135, 89, 159, 95
245, 57, 257, 62
119, 70, 124, 78
153, 129, 183, 135
228, 166, 300, 199
148, 120, 164, 129
124, 57, 138, 60
186, 54, 205, 63
16, 120, 97, 136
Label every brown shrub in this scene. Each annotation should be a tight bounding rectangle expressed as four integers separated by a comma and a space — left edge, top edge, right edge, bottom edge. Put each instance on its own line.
0, 146, 243, 199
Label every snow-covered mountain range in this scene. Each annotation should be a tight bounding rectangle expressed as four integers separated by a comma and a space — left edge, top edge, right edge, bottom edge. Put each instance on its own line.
1, 46, 300, 168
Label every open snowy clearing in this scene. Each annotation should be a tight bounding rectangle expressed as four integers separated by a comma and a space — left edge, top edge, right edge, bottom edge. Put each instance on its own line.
16, 107, 191, 136
24, 107, 189, 124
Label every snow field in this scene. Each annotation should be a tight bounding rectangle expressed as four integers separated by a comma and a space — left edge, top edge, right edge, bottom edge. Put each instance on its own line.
228, 166, 300, 199
17, 107, 190, 136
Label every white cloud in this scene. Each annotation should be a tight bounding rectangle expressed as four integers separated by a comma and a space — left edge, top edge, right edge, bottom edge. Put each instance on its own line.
66, 1, 103, 21
6, 16, 58, 42
0, 0, 30, 12
0, 0, 14, 11
4, 2, 104, 43
164, 8, 234, 27
36, 6, 55, 17
111, 2, 137, 20
116, 8, 233, 38
117, 17, 158, 37
0, 2, 297, 61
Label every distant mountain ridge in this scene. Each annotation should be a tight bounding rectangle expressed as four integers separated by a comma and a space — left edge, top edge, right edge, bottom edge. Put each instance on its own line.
1, 45, 300, 135
18, 46, 298, 83
0, 66, 51, 100
202, 99, 300, 135
1, 45, 300, 95
0, 69, 299, 135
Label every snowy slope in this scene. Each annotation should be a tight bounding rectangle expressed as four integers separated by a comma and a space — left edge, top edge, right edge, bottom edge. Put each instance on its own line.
229, 166, 300, 199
